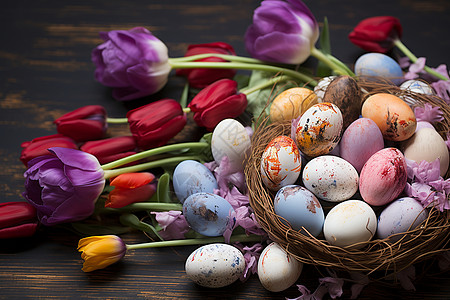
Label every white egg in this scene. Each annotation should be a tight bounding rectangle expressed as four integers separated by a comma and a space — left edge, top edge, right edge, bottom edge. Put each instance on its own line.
257, 242, 303, 292
400, 79, 435, 107
302, 155, 358, 202
313, 76, 336, 102
211, 119, 251, 173
185, 243, 245, 288
323, 200, 377, 249
402, 127, 449, 177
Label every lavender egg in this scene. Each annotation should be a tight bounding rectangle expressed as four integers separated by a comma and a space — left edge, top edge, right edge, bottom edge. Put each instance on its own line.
354, 53, 403, 85
340, 118, 384, 173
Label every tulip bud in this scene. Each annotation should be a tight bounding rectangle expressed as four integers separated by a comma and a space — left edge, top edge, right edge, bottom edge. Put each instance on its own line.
175, 42, 237, 88
80, 136, 138, 165
54, 105, 107, 142
127, 99, 187, 150
0, 202, 38, 239
188, 79, 247, 130
348, 16, 402, 53
106, 173, 157, 208
20, 134, 78, 166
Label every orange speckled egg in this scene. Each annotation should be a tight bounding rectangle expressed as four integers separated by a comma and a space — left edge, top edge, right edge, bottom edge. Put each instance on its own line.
270, 87, 318, 123
361, 93, 416, 141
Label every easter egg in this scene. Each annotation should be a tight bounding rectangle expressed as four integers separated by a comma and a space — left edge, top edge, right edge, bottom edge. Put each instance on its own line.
270, 87, 318, 123
173, 160, 218, 203
362, 93, 417, 141
359, 148, 407, 206
377, 197, 429, 242
399, 79, 435, 107
402, 127, 449, 177
185, 243, 245, 288
339, 118, 385, 173
302, 155, 359, 202
323, 200, 377, 248
273, 185, 324, 237
260, 135, 302, 191
354, 53, 403, 85
295, 103, 343, 157
313, 76, 336, 102
258, 242, 303, 292
321, 75, 362, 129
211, 118, 251, 173
183, 192, 234, 237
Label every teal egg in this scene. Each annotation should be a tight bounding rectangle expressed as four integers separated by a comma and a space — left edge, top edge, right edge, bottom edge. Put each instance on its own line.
354, 53, 403, 85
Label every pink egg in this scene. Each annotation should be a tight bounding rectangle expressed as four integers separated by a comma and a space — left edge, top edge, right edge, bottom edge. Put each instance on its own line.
340, 118, 384, 173
359, 148, 407, 206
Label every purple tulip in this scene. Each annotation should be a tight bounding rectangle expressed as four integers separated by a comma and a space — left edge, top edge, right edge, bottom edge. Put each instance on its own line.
245, 0, 319, 65
92, 27, 171, 101
23, 147, 105, 226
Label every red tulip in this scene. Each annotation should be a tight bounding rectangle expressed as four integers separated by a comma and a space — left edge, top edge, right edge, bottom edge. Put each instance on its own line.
0, 202, 38, 239
127, 99, 187, 150
54, 105, 107, 142
188, 79, 247, 130
20, 134, 78, 166
106, 173, 157, 208
348, 16, 402, 53
175, 42, 237, 88
80, 136, 138, 165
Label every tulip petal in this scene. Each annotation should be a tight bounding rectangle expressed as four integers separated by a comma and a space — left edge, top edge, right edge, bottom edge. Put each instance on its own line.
110, 172, 155, 188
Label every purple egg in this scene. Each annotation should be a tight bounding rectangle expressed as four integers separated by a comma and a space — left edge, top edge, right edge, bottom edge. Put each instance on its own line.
340, 118, 384, 173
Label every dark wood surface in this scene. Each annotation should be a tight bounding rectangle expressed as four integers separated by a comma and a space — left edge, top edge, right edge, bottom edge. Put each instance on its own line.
1, 1, 449, 299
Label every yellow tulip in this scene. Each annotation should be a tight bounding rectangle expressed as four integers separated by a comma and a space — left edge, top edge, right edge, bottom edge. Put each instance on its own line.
78, 235, 127, 272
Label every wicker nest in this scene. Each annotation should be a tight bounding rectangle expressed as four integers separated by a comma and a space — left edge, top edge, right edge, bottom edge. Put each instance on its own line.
245, 79, 450, 275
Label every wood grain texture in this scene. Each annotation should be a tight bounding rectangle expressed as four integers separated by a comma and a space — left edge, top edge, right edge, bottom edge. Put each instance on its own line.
0, 0, 449, 299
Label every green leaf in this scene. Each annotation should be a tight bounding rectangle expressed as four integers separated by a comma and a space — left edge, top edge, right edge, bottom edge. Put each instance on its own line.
179, 82, 190, 108
317, 17, 333, 77
120, 213, 164, 241
157, 172, 172, 203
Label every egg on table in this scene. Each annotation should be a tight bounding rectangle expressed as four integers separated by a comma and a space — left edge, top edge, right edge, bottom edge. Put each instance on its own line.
185, 243, 245, 288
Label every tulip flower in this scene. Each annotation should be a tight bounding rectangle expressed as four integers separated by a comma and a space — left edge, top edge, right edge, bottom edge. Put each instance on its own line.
54, 105, 107, 142
20, 134, 78, 166
80, 136, 138, 165
92, 27, 171, 101
349, 16, 448, 81
175, 42, 237, 88
127, 99, 187, 150
23, 147, 106, 226
106, 173, 157, 208
0, 202, 39, 239
187, 79, 247, 130
78, 235, 127, 272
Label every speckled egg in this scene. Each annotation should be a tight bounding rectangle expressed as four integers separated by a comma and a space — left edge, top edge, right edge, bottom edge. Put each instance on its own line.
173, 160, 218, 204
295, 103, 343, 157
273, 185, 324, 237
359, 148, 407, 206
258, 242, 303, 292
339, 118, 385, 173
321, 75, 362, 129
361, 93, 417, 141
399, 79, 435, 107
302, 155, 359, 202
354, 53, 403, 85
377, 197, 429, 242
270, 87, 318, 123
185, 243, 245, 288
260, 135, 302, 191
402, 127, 450, 177
323, 200, 377, 249
314, 76, 336, 102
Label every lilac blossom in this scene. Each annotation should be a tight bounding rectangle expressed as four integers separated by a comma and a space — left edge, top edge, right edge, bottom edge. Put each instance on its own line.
431, 80, 450, 104
404, 57, 426, 80
414, 103, 444, 124
233, 242, 265, 282
151, 210, 190, 240
288, 277, 344, 300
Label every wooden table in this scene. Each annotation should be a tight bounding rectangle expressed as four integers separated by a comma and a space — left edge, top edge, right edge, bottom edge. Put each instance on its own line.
1, 1, 449, 299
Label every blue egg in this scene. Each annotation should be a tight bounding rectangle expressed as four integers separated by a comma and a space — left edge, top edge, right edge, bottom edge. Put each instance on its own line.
173, 160, 218, 204
274, 185, 324, 237
354, 53, 403, 85
183, 192, 234, 237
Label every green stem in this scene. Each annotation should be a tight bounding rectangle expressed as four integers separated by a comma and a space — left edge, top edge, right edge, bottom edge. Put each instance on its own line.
106, 117, 129, 124
100, 202, 183, 214
169, 54, 265, 64
169, 60, 317, 86
103, 155, 202, 179
394, 40, 448, 81
101, 142, 209, 170
310, 47, 352, 76
126, 234, 262, 250
240, 75, 292, 95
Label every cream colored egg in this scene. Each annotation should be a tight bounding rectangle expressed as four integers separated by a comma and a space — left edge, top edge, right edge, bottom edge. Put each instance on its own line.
270, 87, 318, 123
402, 127, 449, 177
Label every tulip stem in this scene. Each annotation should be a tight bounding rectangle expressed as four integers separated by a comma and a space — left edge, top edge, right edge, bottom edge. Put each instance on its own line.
103, 155, 203, 179
170, 54, 265, 65
310, 47, 354, 76
100, 202, 183, 214
240, 75, 292, 95
106, 117, 129, 124
169, 60, 318, 86
125, 234, 262, 250
101, 142, 209, 170
393, 40, 448, 81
